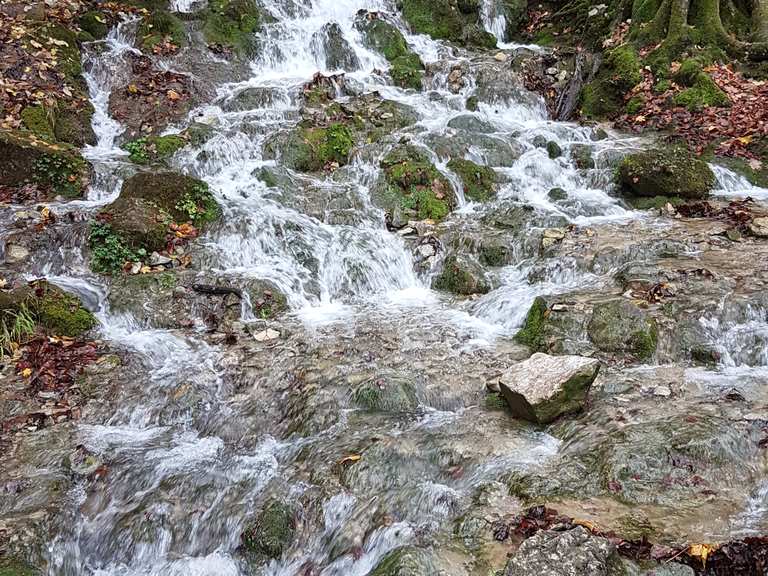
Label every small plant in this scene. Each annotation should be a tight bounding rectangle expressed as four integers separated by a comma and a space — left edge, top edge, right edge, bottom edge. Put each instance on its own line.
33, 153, 85, 197
123, 138, 149, 164
88, 222, 146, 274
0, 305, 36, 359
174, 183, 220, 226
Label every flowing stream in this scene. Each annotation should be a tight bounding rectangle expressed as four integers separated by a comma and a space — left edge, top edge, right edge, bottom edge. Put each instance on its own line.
9, 0, 767, 573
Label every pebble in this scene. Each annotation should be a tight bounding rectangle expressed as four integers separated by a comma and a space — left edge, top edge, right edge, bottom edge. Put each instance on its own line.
494, 52, 507, 62
254, 328, 280, 342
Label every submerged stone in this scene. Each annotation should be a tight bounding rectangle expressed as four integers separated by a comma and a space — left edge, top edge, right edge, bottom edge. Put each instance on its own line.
241, 498, 295, 560
369, 546, 436, 576
352, 372, 420, 412
587, 299, 657, 359
498, 352, 600, 424
432, 253, 490, 295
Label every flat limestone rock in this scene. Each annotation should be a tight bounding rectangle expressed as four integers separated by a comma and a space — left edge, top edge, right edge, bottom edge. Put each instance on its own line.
499, 352, 600, 424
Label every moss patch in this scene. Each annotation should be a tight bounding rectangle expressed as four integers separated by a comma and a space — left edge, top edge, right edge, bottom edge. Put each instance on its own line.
36, 287, 97, 337
0, 557, 39, 576
202, 0, 262, 55
390, 53, 424, 90
514, 297, 548, 349
580, 44, 642, 119
123, 135, 187, 165
433, 254, 489, 295
447, 157, 496, 202
673, 72, 730, 110
21, 105, 55, 141
139, 10, 186, 51
241, 499, 295, 559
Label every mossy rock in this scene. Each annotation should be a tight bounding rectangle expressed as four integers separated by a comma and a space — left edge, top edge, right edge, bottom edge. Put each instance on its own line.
98, 197, 171, 254
432, 254, 490, 295
580, 45, 642, 119
0, 281, 96, 341
401, 0, 464, 42
356, 12, 410, 61
369, 546, 436, 576
548, 187, 568, 201
241, 499, 295, 560
54, 101, 97, 147
138, 10, 186, 51
587, 300, 657, 359
20, 105, 55, 141
0, 557, 39, 576
546, 140, 562, 159
390, 53, 425, 90
79, 10, 109, 40
447, 158, 496, 202
268, 123, 354, 172
570, 144, 595, 169
202, 0, 262, 55
617, 147, 715, 199
673, 72, 729, 111
122, 135, 187, 165
119, 171, 221, 226
0, 130, 89, 198
377, 145, 455, 224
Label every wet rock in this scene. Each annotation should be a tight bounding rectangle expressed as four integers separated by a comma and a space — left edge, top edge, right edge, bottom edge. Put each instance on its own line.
5, 244, 30, 264
425, 132, 523, 167
571, 143, 595, 169
369, 546, 437, 576
433, 253, 490, 295
541, 227, 566, 249
447, 158, 497, 202
498, 352, 600, 424
374, 144, 455, 225
312, 22, 360, 71
446, 115, 496, 133
548, 187, 568, 201
587, 299, 657, 359
0, 129, 89, 199
352, 372, 419, 412
0, 557, 39, 575
617, 147, 715, 199
546, 140, 562, 159
241, 498, 295, 560
504, 526, 623, 576
201, 0, 264, 56
400, 0, 494, 48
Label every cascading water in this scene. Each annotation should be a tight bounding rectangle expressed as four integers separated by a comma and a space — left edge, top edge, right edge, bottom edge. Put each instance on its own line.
10, 0, 767, 573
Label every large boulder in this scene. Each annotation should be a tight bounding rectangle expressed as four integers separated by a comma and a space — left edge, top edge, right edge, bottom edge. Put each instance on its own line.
498, 353, 600, 424
504, 527, 624, 576
617, 147, 715, 199
401, 0, 495, 47
355, 12, 425, 89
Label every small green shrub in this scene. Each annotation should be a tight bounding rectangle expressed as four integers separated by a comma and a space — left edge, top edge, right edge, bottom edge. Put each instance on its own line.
0, 304, 36, 359
88, 222, 146, 274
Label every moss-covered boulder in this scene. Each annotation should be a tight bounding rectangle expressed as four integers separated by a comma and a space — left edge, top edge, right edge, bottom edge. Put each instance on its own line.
400, 0, 495, 47
369, 546, 436, 576
266, 123, 354, 172
432, 254, 490, 295
513, 296, 549, 350
91, 172, 220, 272
672, 59, 729, 111
587, 300, 657, 359
580, 45, 642, 119
0, 130, 89, 198
355, 12, 424, 89
122, 135, 187, 165
447, 158, 497, 202
0, 281, 96, 345
375, 145, 455, 225
312, 22, 360, 71
241, 499, 295, 560
617, 147, 715, 199
79, 10, 109, 40
202, 0, 263, 55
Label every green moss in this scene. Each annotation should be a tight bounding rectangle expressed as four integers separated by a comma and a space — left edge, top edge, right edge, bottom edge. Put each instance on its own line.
673, 72, 729, 110
0, 557, 38, 576
401, 0, 464, 42
241, 499, 295, 559
674, 59, 703, 86
433, 254, 489, 295
369, 547, 434, 576
514, 297, 548, 349
123, 135, 187, 164
617, 146, 715, 199
21, 105, 55, 141
54, 102, 96, 147
631, 0, 660, 24
629, 325, 658, 359
390, 53, 424, 90
580, 44, 642, 119
625, 95, 645, 114
203, 0, 262, 55
465, 95, 478, 111
533, 30, 556, 46
37, 289, 97, 337
174, 182, 221, 226
32, 151, 88, 198
358, 16, 409, 61
139, 10, 186, 51
88, 222, 147, 274
484, 392, 507, 410
79, 11, 109, 40
478, 243, 509, 266
653, 78, 671, 92
447, 158, 496, 202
